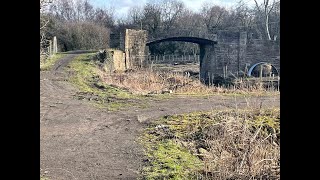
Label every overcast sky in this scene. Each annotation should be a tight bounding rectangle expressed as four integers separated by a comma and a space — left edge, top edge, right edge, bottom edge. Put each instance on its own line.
89, 0, 259, 19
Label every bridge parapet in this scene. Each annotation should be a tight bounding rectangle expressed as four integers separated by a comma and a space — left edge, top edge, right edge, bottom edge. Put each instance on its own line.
148, 29, 217, 43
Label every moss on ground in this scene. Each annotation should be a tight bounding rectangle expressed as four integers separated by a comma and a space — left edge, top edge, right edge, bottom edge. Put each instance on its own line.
40, 53, 66, 71
68, 53, 141, 111
139, 133, 203, 179
40, 176, 49, 180
139, 108, 280, 179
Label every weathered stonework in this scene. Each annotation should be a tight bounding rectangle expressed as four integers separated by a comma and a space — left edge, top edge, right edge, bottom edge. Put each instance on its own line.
215, 31, 280, 77
106, 49, 126, 72
108, 28, 279, 85
124, 29, 148, 69
199, 44, 217, 84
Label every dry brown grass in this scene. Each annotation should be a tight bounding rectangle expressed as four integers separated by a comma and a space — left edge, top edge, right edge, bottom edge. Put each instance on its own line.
97, 68, 279, 96
141, 108, 280, 179
98, 68, 191, 95
197, 109, 280, 179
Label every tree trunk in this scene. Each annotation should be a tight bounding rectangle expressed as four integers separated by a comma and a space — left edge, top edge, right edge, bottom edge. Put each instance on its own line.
265, 14, 271, 40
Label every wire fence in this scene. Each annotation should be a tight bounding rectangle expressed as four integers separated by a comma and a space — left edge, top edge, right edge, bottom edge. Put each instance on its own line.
145, 54, 200, 64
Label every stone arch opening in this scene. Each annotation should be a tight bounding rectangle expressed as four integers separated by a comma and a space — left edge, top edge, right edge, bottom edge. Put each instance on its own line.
146, 37, 217, 85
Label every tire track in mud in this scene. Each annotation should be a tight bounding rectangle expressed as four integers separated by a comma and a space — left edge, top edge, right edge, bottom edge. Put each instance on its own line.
41, 51, 146, 180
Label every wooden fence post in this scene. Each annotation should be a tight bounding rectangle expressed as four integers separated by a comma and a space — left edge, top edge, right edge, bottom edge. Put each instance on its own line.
48, 40, 52, 56
278, 76, 280, 91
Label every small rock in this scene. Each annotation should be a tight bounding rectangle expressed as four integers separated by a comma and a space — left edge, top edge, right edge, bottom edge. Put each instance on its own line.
179, 141, 189, 148
221, 150, 232, 159
44, 171, 48, 174
198, 148, 209, 155
155, 124, 163, 129
161, 89, 173, 94
137, 115, 148, 122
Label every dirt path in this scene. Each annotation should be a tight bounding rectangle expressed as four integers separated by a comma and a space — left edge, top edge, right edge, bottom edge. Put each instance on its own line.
40, 53, 280, 180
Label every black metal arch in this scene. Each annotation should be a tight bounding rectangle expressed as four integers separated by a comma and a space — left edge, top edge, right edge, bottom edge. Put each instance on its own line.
248, 62, 280, 77
146, 36, 217, 46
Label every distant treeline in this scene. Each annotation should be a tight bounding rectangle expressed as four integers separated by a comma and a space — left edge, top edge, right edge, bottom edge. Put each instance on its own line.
40, 0, 280, 54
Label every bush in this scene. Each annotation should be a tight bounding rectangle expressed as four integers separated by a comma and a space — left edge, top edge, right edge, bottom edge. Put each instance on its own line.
54, 21, 110, 51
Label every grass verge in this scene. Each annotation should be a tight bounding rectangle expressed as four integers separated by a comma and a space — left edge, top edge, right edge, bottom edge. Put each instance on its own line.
68, 53, 142, 111
40, 53, 66, 71
139, 108, 280, 179
40, 176, 49, 180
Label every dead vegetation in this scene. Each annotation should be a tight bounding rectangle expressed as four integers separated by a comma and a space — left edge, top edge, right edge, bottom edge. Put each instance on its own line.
140, 107, 280, 179
97, 68, 279, 96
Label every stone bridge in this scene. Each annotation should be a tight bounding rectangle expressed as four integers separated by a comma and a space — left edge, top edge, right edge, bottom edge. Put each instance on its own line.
113, 28, 223, 84
109, 28, 279, 85
146, 31, 218, 84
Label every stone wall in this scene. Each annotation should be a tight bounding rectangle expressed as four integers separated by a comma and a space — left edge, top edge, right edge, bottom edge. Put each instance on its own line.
245, 40, 280, 73
215, 31, 280, 77
109, 29, 148, 70
107, 49, 126, 72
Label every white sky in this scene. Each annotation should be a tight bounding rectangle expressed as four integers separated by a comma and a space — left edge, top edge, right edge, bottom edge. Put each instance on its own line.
89, 0, 260, 19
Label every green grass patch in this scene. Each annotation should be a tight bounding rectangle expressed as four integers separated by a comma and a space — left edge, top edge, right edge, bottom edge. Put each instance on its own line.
40, 53, 66, 71
68, 53, 142, 111
139, 134, 203, 179
40, 176, 49, 180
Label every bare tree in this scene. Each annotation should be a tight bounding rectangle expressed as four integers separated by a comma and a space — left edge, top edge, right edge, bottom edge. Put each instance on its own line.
40, 0, 53, 60
253, 0, 277, 40
234, 1, 255, 30
201, 3, 228, 33
94, 8, 115, 28
142, 3, 162, 36
43, 0, 113, 51
49, 0, 77, 21
160, 0, 184, 31
127, 6, 144, 29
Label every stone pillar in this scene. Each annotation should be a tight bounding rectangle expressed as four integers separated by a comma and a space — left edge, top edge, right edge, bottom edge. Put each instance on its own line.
237, 31, 247, 75
124, 29, 148, 69
48, 40, 52, 56
53, 36, 58, 54
199, 44, 218, 85
119, 31, 125, 51
124, 30, 130, 69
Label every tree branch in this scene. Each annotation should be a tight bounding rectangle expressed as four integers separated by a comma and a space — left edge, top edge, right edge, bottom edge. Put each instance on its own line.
40, 19, 50, 30
253, 0, 261, 12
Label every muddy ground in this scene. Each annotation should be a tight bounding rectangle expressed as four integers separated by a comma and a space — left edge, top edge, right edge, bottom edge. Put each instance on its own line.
40, 52, 279, 180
